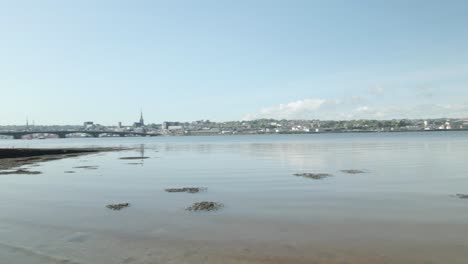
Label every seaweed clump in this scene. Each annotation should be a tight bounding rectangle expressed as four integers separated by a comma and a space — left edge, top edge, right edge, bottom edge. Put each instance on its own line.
341, 169, 366, 174
0, 169, 42, 175
186, 201, 223, 211
119, 157, 149, 160
293, 172, 332, 180
106, 203, 130, 210
165, 187, 206, 193
73, 165, 99, 170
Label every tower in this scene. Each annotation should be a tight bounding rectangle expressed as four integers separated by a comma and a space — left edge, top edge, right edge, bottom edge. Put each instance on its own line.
139, 110, 144, 127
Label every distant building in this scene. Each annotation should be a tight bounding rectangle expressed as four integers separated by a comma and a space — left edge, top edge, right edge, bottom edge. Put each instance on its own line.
168, 125, 183, 130
424, 120, 429, 130
139, 111, 144, 126
445, 120, 451, 130
133, 111, 145, 128
162, 121, 181, 130
83, 121, 94, 130
134, 127, 145, 133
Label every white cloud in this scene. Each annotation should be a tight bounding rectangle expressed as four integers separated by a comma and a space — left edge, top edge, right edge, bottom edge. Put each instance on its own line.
368, 86, 385, 95
244, 98, 468, 120
243, 63, 468, 121
245, 99, 327, 120
355, 106, 370, 112
350, 96, 365, 103
244, 98, 348, 120
416, 86, 435, 98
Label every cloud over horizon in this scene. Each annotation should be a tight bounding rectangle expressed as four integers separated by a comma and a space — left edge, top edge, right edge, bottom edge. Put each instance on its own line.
244, 95, 468, 121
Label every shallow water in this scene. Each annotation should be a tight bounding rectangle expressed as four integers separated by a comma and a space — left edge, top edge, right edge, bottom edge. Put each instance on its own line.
1, 132, 468, 263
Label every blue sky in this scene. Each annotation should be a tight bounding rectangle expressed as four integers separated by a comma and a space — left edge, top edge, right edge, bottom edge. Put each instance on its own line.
1, 0, 468, 125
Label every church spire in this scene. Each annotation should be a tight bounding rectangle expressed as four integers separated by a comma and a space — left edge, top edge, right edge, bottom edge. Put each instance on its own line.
139, 109, 144, 126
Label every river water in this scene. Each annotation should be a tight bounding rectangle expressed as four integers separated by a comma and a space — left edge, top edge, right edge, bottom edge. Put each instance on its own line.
0, 132, 468, 264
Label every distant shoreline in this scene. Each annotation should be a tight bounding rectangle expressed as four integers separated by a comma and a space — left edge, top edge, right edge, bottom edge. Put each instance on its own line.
184, 128, 468, 136
277, 128, 468, 134
0, 128, 467, 140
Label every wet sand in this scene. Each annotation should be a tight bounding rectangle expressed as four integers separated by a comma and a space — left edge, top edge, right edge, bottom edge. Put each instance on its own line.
1, 218, 467, 264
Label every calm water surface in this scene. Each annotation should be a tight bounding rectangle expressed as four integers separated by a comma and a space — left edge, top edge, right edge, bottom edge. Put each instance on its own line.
1, 132, 468, 264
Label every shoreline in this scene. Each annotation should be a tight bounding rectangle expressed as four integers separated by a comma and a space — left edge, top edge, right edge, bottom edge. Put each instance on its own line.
0, 147, 119, 171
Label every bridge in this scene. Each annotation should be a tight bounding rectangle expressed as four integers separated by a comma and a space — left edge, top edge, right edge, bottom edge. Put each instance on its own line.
0, 130, 159, 139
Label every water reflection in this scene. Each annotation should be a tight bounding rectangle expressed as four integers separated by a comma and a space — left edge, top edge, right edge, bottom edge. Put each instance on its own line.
1, 132, 468, 264
156, 139, 468, 174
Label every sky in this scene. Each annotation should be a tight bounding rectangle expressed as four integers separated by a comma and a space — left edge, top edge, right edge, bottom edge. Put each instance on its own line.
1, 0, 468, 125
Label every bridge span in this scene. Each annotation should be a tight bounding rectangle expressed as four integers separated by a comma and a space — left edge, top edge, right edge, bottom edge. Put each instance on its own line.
0, 130, 159, 139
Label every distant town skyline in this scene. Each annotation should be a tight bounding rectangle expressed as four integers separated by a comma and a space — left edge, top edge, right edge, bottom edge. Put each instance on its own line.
1, 1, 468, 125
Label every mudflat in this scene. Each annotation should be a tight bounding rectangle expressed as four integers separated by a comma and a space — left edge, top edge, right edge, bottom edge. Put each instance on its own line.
0, 148, 118, 171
